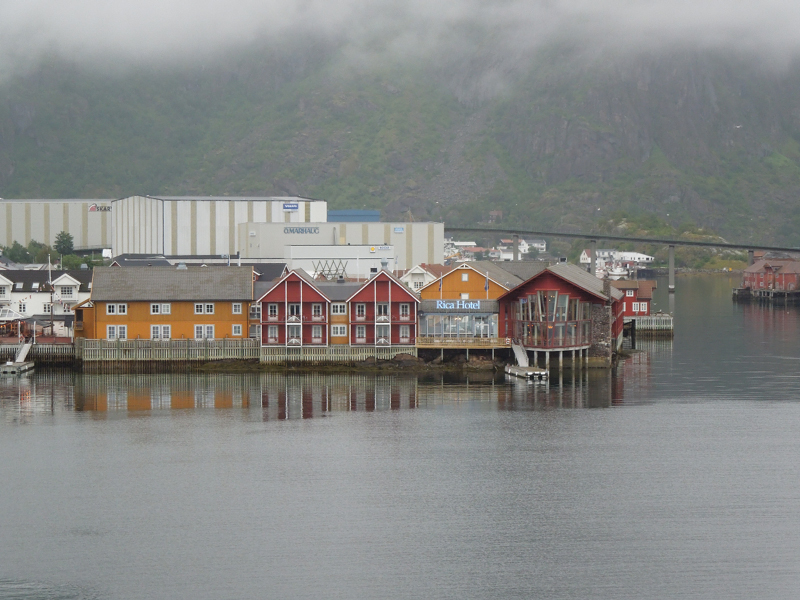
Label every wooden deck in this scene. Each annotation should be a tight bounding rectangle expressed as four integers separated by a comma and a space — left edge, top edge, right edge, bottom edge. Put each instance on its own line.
415, 337, 510, 349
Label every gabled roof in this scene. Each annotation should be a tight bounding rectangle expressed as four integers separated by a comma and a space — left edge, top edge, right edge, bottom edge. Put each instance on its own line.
744, 259, 800, 274
91, 266, 254, 302
255, 269, 333, 303
498, 263, 623, 302
346, 270, 420, 303
610, 279, 657, 300
0, 270, 92, 292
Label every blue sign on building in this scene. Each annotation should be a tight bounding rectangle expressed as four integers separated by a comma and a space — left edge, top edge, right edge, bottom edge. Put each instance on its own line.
283, 203, 299, 211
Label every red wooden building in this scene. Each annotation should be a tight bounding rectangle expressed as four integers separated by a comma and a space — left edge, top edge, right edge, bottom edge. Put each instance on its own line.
742, 259, 800, 291
610, 280, 657, 317
497, 263, 624, 366
258, 270, 330, 347
346, 271, 419, 347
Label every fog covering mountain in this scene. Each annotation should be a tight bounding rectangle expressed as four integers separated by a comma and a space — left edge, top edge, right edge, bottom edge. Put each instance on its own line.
2, 0, 800, 244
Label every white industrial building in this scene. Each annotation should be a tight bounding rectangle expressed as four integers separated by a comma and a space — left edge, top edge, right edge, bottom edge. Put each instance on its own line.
1, 195, 444, 273
284, 245, 396, 280
111, 195, 327, 256
0, 199, 114, 250
239, 222, 443, 271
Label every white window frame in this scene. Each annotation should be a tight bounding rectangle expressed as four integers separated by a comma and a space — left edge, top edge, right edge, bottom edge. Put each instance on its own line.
331, 325, 347, 337
43, 303, 52, 314
232, 303, 242, 315
195, 325, 214, 340
356, 303, 366, 318
267, 325, 279, 341
267, 303, 278, 319
461, 272, 469, 282
151, 325, 171, 340
311, 325, 322, 341
288, 303, 301, 317
400, 325, 410, 341
107, 325, 127, 340
460, 293, 469, 300
400, 303, 410, 318
413, 281, 423, 289
232, 324, 242, 336
626, 290, 634, 297
331, 303, 346, 315
312, 303, 323, 317
107, 303, 117, 315
632, 302, 640, 312
195, 303, 204, 314
18, 303, 27, 314
0, 287, 6, 299
151, 303, 171, 315
60, 286, 74, 299
205, 304, 215, 315
640, 301, 647, 313
356, 325, 366, 340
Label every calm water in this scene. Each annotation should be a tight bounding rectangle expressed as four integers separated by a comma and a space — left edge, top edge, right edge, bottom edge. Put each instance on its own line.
1, 274, 799, 599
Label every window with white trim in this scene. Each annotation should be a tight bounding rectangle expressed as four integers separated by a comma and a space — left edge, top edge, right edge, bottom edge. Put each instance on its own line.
106, 303, 127, 315
232, 303, 242, 315
63, 304, 71, 312
18, 303, 26, 314
107, 325, 127, 340
331, 325, 347, 337
413, 281, 423, 289
195, 325, 214, 339
312, 303, 323, 317
356, 325, 366, 340
626, 290, 634, 297
356, 303, 366, 318
43, 303, 52, 314
461, 272, 469, 281
205, 304, 214, 314
0, 286, 6, 298
460, 293, 469, 300
331, 303, 346, 315
60, 286, 74, 299
632, 302, 640, 312
400, 325, 410, 340
151, 303, 172, 314
195, 303, 204, 314
268, 303, 278, 318
400, 303, 410, 318
232, 324, 242, 336
288, 303, 301, 316
267, 325, 279, 341
151, 325, 171, 340
377, 303, 389, 316
640, 302, 647, 313
311, 325, 322, 340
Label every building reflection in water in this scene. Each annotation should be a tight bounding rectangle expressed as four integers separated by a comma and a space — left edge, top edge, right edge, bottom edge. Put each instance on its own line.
2, 361, 677, 420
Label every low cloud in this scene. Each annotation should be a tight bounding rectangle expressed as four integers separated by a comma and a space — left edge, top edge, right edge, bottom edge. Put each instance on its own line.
2, 0, 800, 77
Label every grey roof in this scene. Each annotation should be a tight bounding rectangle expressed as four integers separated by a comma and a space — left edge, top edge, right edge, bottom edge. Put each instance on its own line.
91, 266, 254, 302
484, 261, 548, 286
547, 263, 624, 301
111, 255, 172, 267
315, 282, 364, 301
133, 195, 324, 202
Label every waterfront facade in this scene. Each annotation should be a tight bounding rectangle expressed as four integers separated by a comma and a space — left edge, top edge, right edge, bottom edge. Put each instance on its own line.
610, 280, 657, 317
75, 266, 254, 341
742, 259, 800, 291
498, 263, 624, 362
258, 270, 333, 347
346, 271, 419, 347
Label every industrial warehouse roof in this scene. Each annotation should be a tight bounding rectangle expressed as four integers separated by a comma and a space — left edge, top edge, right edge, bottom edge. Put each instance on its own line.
90, 266, 254, 302
122, 195, 325, 202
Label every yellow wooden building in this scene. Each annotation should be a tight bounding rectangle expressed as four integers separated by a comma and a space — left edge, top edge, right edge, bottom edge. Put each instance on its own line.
75, 266, 255, 341
419, 263, 509, 300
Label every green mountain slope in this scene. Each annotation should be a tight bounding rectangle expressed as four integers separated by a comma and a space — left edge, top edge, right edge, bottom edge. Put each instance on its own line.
1, 44, 800, 245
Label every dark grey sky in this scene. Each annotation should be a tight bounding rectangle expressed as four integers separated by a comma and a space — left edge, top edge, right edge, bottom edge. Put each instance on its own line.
1, 0, 798, 76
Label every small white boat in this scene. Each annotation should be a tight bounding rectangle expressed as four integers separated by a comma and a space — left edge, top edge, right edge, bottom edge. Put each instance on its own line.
607, 263, 628, 280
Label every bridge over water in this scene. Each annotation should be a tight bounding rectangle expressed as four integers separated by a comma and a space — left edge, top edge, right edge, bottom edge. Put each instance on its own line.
446, 227, 800, 291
